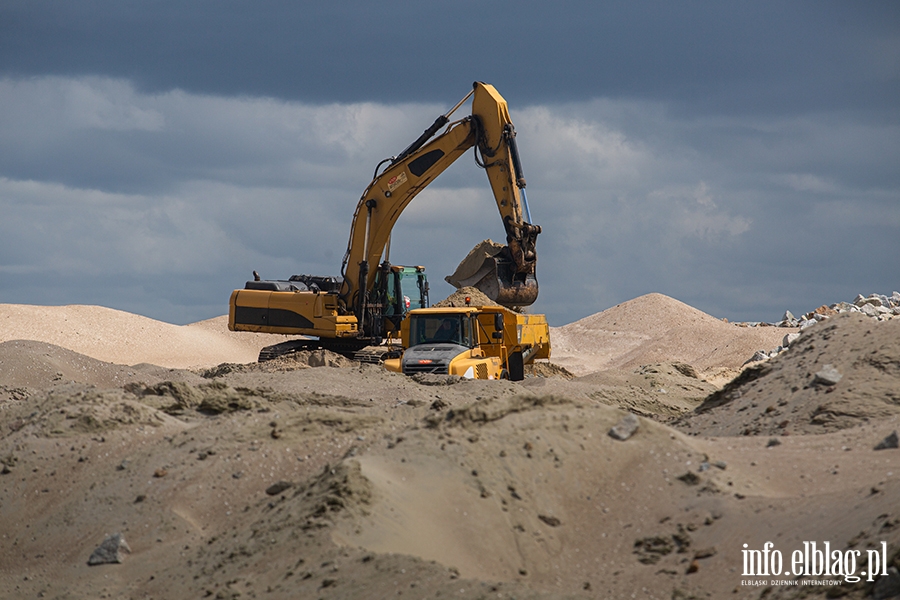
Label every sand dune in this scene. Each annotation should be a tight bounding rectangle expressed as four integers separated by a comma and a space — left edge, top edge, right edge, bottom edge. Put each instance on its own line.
1, 294, 898, 600
551, 293, 795, 380
0, 305, 285, 369
2, 294, 792, 378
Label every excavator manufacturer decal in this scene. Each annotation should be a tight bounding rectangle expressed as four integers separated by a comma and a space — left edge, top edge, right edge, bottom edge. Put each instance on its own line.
387, 171, 408, 192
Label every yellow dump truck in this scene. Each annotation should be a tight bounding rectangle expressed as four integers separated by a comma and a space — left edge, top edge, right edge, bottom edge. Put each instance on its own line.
383, 303, 550, 381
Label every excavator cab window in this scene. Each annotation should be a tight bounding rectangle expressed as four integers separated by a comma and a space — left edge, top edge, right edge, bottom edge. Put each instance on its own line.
398, 268, 429, 311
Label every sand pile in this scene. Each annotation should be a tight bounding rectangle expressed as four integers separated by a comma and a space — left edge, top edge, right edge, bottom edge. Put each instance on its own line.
433, 286, 500, 308
0, 340, 205, 392
0, 305, 285, 369
551, 293, 796, 381
2, 361, 897, 599
675, 312, 900, 436
2, 294, 900, 599
444, 239, 506, 289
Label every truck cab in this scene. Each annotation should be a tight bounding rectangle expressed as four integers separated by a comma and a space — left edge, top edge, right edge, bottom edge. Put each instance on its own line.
383, 305, 550, 381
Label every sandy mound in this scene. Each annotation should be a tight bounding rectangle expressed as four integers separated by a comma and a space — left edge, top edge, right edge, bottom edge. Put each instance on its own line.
674, 312, 900, 436
433, 286, 501, 308
574, 362, 720, 418
550, 293, 796, 380
2, 295, 899, 599
3, 365, 897, 600
0, 340, 206, 392
0, 305, 285, 369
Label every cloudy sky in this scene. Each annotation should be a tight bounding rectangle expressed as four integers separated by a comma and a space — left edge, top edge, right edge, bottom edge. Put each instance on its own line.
1, 1, 898, 326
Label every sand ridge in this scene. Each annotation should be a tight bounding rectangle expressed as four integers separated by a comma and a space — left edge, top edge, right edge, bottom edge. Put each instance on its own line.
551, 293, 797, 381
0, 305, 285, 369
1, 294, 899, 600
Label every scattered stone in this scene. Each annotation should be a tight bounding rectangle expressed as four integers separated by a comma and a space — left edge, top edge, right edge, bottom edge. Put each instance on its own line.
538, 514, 561, 527
813, 364, 842, 386
861, 304, 880, 318
634, 536, 674, 564
87, 533, 131, 565
744, 350, 770, 365
766, 438, 782, 448
812, 305, 838, 317
694, 547, 717, 559
265, 481, 294, 496
873, 566, 900, 600
677, 472, 701, 486
671, 362, 700, 379
874, 431, 899, 451
782, 333, 800, 348
153, 468, 168, 478
609, 413, 640, 441
686, 559, 700, 574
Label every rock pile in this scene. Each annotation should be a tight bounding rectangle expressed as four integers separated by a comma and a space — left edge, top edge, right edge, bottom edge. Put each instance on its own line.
743, 292, 899, 365
775, 292, 900, 329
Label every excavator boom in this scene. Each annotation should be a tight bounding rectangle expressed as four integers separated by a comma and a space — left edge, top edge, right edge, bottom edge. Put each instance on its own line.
341, 82, 541, 314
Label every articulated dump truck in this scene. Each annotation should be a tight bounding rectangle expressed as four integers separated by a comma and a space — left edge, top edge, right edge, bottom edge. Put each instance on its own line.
383, 302, 550, 381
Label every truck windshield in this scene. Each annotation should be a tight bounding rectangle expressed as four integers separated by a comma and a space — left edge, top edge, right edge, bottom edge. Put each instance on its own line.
410, 315, 471, 346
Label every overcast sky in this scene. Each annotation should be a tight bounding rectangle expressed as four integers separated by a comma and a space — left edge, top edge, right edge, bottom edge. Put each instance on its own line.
1, 1, 898, 326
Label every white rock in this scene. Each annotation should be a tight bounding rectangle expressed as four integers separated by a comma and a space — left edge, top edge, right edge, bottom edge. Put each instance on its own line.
813, 364, 842, 386
609, 413, 640, 441
861, 304, 879, 317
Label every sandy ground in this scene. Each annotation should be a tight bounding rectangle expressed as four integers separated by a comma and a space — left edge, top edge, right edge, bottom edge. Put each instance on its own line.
1, 296, 898, 600
0, 305, 284, 369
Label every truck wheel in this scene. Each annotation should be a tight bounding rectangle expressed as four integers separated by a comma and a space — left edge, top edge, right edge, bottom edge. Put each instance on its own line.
508, 351, 524, 381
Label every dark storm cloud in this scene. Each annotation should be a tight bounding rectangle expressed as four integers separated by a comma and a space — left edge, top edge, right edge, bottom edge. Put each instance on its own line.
2, 1, 898, 115
0, 2, 898, 326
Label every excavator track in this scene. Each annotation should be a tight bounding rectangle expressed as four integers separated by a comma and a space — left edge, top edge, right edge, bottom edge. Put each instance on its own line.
257, 338, 373, 362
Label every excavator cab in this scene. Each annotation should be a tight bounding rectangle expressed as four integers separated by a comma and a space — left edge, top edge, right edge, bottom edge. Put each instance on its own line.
369, 263, 429, 336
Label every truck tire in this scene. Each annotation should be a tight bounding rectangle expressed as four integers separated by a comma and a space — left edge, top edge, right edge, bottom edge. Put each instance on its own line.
508, 351, 524, 381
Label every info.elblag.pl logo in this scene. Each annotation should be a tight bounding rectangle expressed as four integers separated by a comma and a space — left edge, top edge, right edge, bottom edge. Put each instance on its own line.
741, 541, 890, 586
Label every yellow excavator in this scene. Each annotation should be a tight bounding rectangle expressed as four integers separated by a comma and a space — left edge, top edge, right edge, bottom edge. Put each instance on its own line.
228, 82, 541, 359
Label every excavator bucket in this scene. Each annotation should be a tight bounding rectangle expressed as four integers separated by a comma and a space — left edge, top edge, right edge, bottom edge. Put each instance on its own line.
445, 240, 539, 307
